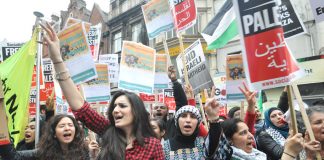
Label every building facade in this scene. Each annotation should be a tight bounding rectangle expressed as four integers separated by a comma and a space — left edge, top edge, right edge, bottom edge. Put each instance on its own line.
107, 0, 149, 57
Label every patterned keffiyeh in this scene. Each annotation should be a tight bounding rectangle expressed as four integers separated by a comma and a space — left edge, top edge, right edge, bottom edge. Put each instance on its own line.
231, 146, 267, 160
266, 127, 286, 146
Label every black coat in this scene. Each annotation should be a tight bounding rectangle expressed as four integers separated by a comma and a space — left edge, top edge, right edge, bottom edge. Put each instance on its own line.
256, 131, 284, 160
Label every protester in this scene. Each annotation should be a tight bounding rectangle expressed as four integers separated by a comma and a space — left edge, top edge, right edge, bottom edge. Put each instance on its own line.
256, 107, 288, 160
162, 87, 222, 159
152, 66, 207, 139
254, 106, 265, 133
16, 118, 45, 151
228, 106, 241, 119
0, 114, 89, 160
222, 118, 267, 159
150, 118, 166, 141
41, 22, 164, 160
305, 100, 324, 159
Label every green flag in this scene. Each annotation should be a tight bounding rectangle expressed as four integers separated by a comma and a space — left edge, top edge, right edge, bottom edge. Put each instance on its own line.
0, 29, 38, 146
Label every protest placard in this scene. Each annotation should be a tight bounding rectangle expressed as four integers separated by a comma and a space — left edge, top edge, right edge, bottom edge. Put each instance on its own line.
176, 39, 214, 94
170, 0, 197, 32
309, 0, 324, 23
58, 22, 98, 85
279, 0, 306, 39
226, 54, 246, 101
0, 80, 10, 145
118, 41, 155, 94
154, 54, 170, 89
233, 0, 304, 90
82, 63, 111, 102
88, 23, 102, 61
142, 0, 174, 39
99, 54, 119, 83
213, 73, 227, 103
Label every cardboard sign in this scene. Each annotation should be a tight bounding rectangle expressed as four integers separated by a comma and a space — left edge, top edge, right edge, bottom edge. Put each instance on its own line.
279, 0, 306, 39
164, 89, 176, 111
309, 0, 324, 23
233, 0, 304, 90
170, 0, 197, 32
176, 39, 214, 94
142, 0, 174, 39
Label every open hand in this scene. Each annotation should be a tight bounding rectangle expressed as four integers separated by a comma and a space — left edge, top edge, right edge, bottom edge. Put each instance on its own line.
40, 22, 62, 63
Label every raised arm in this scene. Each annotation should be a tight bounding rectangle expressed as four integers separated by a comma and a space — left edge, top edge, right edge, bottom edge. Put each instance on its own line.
167, 66, 187, 111
239, 82, 257, 135
41, 22, 84, 110
203, 87, 232, 159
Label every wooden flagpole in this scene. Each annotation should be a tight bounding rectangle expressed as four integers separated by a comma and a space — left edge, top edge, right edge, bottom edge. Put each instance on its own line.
292, 84, 321, 160
198, 93, 209, 131
177, 32, 189, 85
287, 85, 298, 135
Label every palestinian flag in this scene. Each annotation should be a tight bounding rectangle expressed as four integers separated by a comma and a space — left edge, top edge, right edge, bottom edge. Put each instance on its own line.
201, 0, 238, 50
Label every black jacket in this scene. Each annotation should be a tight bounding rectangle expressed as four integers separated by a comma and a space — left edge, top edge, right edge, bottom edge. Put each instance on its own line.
256, 131, 284, 160
164, 80, 188, 140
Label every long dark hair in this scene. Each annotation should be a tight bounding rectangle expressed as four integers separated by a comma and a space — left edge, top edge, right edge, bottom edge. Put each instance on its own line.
37, 114, 88, 160
97, 90, 156, 160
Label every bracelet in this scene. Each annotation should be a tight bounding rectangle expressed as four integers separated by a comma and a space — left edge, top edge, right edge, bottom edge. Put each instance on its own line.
55, 70, 70, 81
283, 152, 295, 159
53, 61, 64, 64
56, 75, 71, 81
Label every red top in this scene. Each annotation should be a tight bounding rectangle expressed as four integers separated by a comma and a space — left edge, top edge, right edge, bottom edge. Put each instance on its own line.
73, 102, 165, 160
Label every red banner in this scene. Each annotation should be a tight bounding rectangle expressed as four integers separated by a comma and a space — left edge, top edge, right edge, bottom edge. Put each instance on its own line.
171, 0, 197, 32
31, 65, 45, 89
234, 0, 303, 90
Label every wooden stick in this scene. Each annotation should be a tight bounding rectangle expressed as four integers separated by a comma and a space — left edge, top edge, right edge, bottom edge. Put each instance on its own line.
177, 32, 189, 85
287, 85, 298, 135
292, 84, 322, 160
240, 101, 244, 121
198, 93, 209, 131
162, 36, 172, 67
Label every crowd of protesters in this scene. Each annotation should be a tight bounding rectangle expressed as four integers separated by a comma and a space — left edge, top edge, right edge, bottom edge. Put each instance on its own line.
0, 22, 323, 160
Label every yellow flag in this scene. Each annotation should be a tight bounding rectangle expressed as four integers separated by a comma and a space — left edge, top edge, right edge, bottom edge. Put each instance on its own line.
0, 29, 38, 146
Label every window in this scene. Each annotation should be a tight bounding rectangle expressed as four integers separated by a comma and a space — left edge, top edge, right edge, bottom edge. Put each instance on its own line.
166, 29, 176, 39
112, 31, 122, 53
131, 22, 142, 42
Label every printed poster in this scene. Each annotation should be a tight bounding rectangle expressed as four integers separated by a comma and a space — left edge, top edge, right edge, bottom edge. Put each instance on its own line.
82, 64, 111, 102
64, 17, 91, 32
213, 73, 227, 104
154, 54, 170, 89
279, 0, 306, 39
0, 42, 22, 62
99, 54, 119, 83
164, 88, 176, 111
176, 39, 214, 94
88, 23, 102, 61
170, 0, 197, 32
309, 0, 324, 23
58, 22, 98, 85
118, 41, 155, 94
225, 54, 246, 101
233, 0, 304, 90
142, 0, 174, 39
